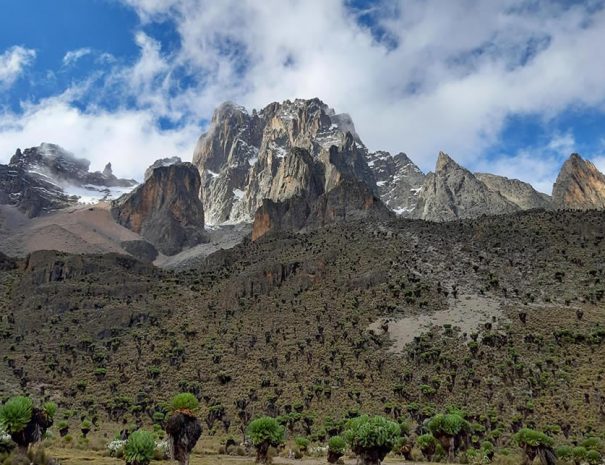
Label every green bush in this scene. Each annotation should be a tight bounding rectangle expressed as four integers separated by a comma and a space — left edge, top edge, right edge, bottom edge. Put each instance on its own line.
328, 436, 347, 455
343, 415, 400, 453
572, 446, 587, 462
417, 433, 437, 449
586, 449, 602, 465
247, 417, 285, 447
170, 393, 199, 412
123, 430, 156, 465
514, 428, 553, 447
556, 445, 573, 459
294, 436, 310, 450
0, 396, 33, 433
42, 402, 57, 419
581, 437, 603, 452
427, 413, 470, 436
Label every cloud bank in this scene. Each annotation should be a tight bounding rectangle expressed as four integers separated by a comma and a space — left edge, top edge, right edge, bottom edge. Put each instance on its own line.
1, 0, 605, 191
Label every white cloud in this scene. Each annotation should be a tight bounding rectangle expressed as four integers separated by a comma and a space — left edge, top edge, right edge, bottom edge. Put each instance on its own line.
0, 46, 36, 88
113, 0, 605, 175
0, 96, 199, 180
475, 132, 577, 194
62, 48, 93, 66
2, 0, 605, 190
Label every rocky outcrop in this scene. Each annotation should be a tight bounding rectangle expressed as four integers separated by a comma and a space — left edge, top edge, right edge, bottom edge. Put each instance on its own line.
552, 153, 605, 210
111, 162, 206, 255
252, 179, 392, 240
10, 143, 136, 188
144, 157, 182, 181
414, 152, 520, 222
0, 143, 137, 217
193, 99, 376, 224
475, 173, 552, 210
120, 240, 159, 263
364, 151, 425, 214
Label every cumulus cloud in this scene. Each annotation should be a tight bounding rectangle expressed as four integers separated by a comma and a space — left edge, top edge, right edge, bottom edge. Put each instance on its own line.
116, 0, 605, 173
475, 132, 577, 194
0, 46, 36, 88
2, 0, 605, 188
62, 48, 93, 66
0, 96, 199, 180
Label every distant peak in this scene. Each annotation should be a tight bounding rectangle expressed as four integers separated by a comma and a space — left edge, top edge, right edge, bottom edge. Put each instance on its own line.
435, 151, 459, 171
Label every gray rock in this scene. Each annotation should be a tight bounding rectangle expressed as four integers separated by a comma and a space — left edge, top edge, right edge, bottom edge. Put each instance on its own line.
252, 179, 392, 240
552, 153, 605, 210
474, 173, 552, 210
193, 98, 376, 224
414, 152, 520, 221
121, 240, 158, 263
364, 151, 425, 215
0, 144, 138, 217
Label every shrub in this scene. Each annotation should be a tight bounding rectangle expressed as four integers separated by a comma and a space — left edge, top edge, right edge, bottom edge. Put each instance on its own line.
247, 417, 284, 463
556, 445, 573, 459
427, 413, 470, 436
343, 415, 400, 465
586, 449, 602, 465
417, 432, 437, 458
42, 402, 57, 419
123, 430, 156, 465
170, 393, 199, 412
572, 446, 587, 463
327, 436, 346, 463
0, 396, 33, 433
295, 436, 310, 451
581, 437, 603, 452
328, 436, 346, 454
514, 428, 553, 447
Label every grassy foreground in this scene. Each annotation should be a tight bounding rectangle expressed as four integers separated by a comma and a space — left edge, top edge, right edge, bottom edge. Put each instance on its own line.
45, 447, 434, 465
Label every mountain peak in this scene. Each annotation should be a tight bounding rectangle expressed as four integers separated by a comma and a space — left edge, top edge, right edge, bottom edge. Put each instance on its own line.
552, 152, 605, 209
435, 151, 459, 172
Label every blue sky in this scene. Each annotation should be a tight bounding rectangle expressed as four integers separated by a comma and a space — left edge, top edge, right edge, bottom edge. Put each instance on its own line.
1, 0, 605, 192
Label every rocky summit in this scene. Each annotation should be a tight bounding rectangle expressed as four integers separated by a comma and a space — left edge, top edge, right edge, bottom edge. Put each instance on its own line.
192, 98, 377, 225
552, 153, 605, 210
0, 143, 137, 217
413, 152, 520, 221
111, 160, 206, 256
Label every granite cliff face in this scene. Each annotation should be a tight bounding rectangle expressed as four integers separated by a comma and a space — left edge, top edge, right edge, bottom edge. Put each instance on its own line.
414, 152, 520, 221
364, 151, 425, 214
0, 143, 137, 217
111, 161, 206, 255
193, 99, 377, 224
474, 173, 552, 210
552, 153, 605, 210
252, 179, 392, 240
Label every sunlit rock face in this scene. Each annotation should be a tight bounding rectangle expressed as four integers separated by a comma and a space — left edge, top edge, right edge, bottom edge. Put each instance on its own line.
552, 153, 605, 210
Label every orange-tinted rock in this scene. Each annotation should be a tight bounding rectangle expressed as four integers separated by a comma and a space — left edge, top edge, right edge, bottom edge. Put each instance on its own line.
111, 162, 206, 255
552, 153, 605, 210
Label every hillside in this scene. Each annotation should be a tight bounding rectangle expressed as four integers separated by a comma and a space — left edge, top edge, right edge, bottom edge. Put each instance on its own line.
1, 209, 604, 447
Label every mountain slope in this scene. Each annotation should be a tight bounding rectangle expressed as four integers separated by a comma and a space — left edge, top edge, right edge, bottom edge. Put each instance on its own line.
1, 209, 604, 442
475, 173, 552, 210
